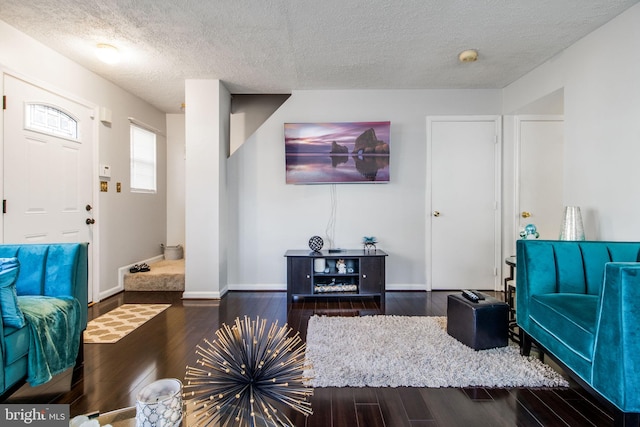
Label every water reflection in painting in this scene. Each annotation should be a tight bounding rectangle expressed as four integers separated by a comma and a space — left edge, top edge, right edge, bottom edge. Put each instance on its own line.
285, 121, 390, 184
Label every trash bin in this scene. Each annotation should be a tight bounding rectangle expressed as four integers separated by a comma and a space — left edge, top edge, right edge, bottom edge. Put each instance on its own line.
161, 244, 183, 260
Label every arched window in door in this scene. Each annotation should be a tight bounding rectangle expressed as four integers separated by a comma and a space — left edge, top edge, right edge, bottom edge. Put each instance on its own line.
25, 103, 79, 140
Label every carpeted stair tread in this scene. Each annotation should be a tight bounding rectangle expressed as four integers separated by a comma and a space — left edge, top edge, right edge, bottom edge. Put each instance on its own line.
124, 259, 184, 291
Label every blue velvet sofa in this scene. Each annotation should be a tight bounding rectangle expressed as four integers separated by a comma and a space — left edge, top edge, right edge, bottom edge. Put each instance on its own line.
516, 239, 640, 423
0, 243, 88, 399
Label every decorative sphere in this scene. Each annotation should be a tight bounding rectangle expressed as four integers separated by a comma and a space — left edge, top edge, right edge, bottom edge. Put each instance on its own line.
308, 236, 324, 252
520, 223, 540, 240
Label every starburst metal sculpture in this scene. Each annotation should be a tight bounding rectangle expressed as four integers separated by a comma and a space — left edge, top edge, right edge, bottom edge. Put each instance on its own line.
184, 316, 313, 426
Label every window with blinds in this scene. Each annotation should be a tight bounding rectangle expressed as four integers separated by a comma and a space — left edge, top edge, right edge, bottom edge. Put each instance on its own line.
130, 124, 157, 193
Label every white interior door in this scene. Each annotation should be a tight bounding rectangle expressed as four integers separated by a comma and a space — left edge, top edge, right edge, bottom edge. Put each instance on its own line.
516, 116, 564, 240
3, 73, 95, 299
427, 116, 501, 290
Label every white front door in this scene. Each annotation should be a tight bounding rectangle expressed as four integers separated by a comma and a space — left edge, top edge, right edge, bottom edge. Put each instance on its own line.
3, 73, 95, 299
516, 116, 564, 240
427, 116, 501, 290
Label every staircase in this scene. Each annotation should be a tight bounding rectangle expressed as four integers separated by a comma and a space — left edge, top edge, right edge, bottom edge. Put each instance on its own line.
124, 259, 185, 291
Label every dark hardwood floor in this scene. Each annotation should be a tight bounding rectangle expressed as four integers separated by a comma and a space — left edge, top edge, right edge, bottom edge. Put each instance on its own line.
7, 291, 616, 426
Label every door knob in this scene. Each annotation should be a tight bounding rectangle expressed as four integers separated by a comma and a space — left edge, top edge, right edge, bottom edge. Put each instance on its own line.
433, 211, 440, 217
85, 204, 93, 211
521, 211, 531, 218
86, 218, 95, 225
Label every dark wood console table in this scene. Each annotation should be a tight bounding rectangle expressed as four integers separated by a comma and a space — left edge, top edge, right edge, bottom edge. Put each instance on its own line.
504, 255, 519, 344
285, 249, 387, 304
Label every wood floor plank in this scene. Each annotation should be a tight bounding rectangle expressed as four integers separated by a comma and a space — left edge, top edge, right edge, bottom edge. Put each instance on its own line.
307, 387, 333, 427
352, 387, 378, 404
485, 388, 543, 427
512, 389, 567, 426
532, 388, 598, 427
356, 403, 385, 427
409, 422, 439, 427
338, 298, 354, 310
376, 387, 412, 427
420, 387, 515, 427
332, 387, 359, 427
552, 388, 614, 427
399, 387, 433, 422
462, 387, 493, 401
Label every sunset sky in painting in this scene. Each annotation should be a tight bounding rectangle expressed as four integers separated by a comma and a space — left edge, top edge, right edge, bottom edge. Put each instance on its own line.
285, 121, 390, 153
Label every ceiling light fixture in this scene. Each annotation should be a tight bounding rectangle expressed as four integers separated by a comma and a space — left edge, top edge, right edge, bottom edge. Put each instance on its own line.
458, 49, 478, 63
95, 43, 120, 64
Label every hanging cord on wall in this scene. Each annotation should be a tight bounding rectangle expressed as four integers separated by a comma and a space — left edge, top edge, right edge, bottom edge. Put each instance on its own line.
325, 184, 337, 249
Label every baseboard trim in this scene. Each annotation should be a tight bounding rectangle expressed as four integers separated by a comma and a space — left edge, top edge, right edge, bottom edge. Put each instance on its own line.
182, 287, 228, 299
100, 285, 123, 301
386, 283, 428, 291
228, 284, 287, 291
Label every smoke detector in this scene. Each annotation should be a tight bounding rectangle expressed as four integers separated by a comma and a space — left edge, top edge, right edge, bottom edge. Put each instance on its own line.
458, 49, 478, 63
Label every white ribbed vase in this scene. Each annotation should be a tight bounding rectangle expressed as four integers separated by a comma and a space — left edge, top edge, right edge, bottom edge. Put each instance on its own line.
559, 206, 585, 240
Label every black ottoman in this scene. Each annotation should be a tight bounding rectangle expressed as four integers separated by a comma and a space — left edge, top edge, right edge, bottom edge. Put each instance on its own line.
447, 293, 509, 350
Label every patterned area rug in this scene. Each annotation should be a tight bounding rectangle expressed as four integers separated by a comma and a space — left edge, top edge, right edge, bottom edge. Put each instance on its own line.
304, 315, 569, 388
84, 304, 171, 343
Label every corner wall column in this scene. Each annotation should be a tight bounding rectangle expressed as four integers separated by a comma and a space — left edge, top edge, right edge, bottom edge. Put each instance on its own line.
183, 79, 230, 298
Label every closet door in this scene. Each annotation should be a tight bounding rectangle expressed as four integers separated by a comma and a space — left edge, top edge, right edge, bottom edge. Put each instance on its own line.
427, 116, 501, 290
516, 116, 564, 240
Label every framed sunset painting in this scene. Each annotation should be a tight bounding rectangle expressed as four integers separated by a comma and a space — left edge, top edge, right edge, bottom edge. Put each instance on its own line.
284, 121, 390, 184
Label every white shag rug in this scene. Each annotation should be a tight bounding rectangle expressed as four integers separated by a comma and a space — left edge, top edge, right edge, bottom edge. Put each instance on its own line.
304, 315, 569, 388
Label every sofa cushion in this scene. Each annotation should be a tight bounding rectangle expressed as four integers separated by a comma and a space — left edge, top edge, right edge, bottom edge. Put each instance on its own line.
608, 244, 640, 263
579, 244, 612, 296
44, 244, 80, 296
529, 293, 598, 362
554, 244, 588, 294
0, 257, 25, 328
14, 246, 49, 295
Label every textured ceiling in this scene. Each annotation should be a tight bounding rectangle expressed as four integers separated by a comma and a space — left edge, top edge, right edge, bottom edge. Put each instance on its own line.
1, 0, 637, 113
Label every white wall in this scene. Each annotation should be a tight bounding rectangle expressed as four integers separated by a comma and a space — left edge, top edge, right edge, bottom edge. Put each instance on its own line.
166, 114, 185, 248
0, 20, 167, 299
227, 89, 502, 289
230, 95, 290, 155
503, 3, 640, 241
184, 80, 230, 298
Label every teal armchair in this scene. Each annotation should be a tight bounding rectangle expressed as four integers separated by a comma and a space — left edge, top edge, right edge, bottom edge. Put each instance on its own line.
516, 240, 640, 424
